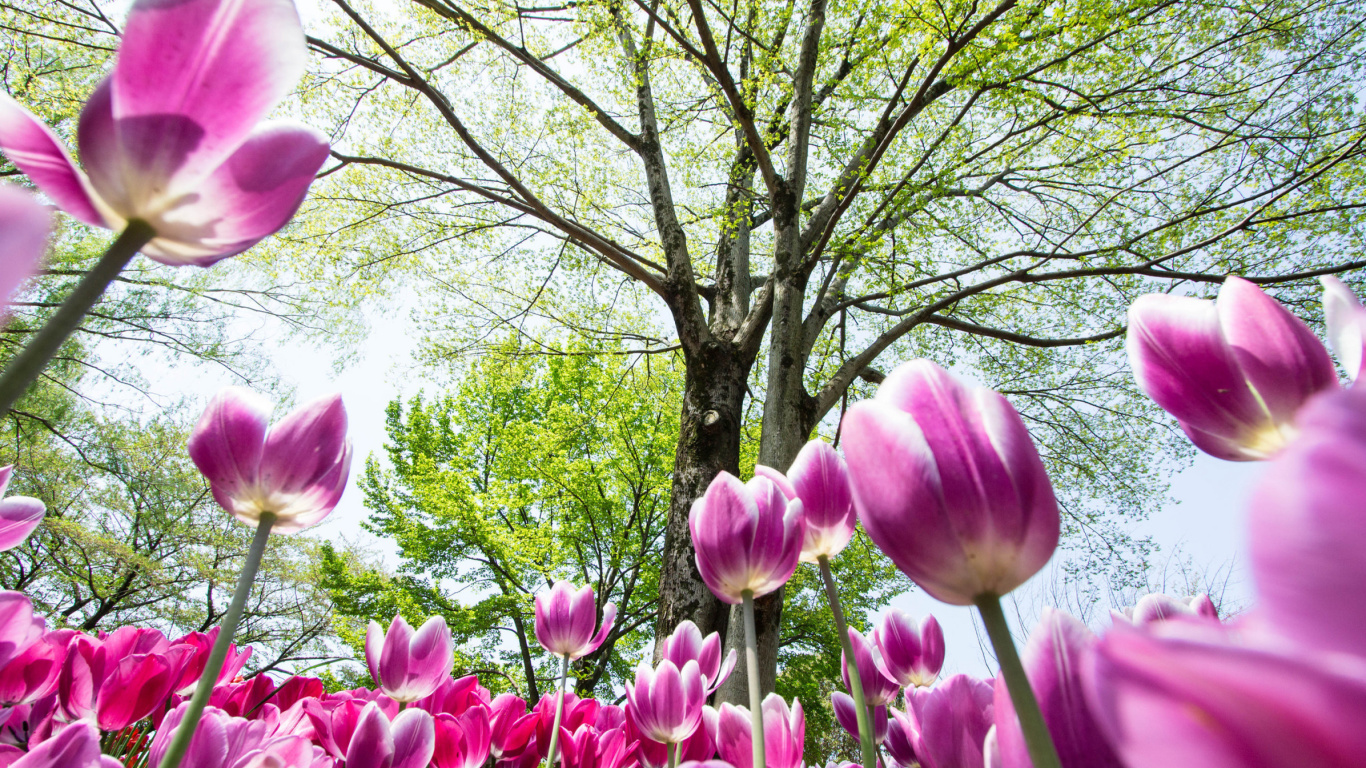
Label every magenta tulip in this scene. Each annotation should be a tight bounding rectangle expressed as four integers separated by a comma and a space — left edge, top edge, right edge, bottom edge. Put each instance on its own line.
1124, 593, 1219, 626
716, 695, 804, 768
1087, 620, 1366, 768
148, 703, 317, 768
171, 627, 253, 694
1322, 276, 1366, 381
414, 674, 488, 717
625, 659, 705, 746
898, 675, 994, 768
341, 701, 435, 768
1126, 276, 1338, 460
0, 467, 45, 553
992, 610, 1120, 768
842, 360, 1060, 604
841, 628, 900, 707
885, 707, 920, 768
366, 614, 454, 703
659, 620, 736, 696
626, 702, 717, 768
875, 610, 944, 689
0, 185, 50, 310
1248, 383, 1366, 657
188, 387, 351, 533
831, 692, 887, 745
434, 706, 492, 768
489, 694, 537, 759
0, 592, 45, 672
787, 440, 857, 563
0, 630, 67, 705
0, 0, 328, 265
534, 581, 616, 660
689, 472, 806, 604
8, 722, 119, 768
559, 725, 638, 768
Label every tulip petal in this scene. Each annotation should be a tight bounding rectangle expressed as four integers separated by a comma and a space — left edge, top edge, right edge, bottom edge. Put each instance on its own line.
0, 496, 45, 553
1217, 276, 1336, 420
0, 94, 106, 227
1322, 275, 1366, 381
392, 708, 437, 768
188, 387, 271, 502
13, 722, 108, 768
112, 0, 308, 188
0, 185, 52, 308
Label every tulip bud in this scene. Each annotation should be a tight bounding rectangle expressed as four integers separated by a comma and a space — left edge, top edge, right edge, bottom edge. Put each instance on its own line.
831, 691, 887, 744
188, 387, 351, 534
1127, 276, 1337, 460
716, 694, 804, 768
533, 581, 616, 660
875, 610, 944, 689
0, 466, 45, 553
842, 360, 1060, 604
366, 614, 455, 703
626, 659, 706, 746
659, 620, 736, 696
689, 473, 805, 604
841, 628, 900, 706
784, 440, 857, 563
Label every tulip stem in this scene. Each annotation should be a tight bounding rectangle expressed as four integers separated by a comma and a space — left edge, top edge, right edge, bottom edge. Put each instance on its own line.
0, 220, 155, 418
975, 594, 1062, 768
666, 742, 678, 768
741, 590, 766, 768
545, 654, 569, 768
818, 556, 878, 768
157, 512, 276, 768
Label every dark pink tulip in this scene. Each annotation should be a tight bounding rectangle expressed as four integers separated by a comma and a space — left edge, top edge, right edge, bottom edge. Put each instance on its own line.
488, 693, 536, 759
885, 707, 919, 768
414, 674, 488, 717
188, 387, 351, 534
716, 694, 804, 768
659, 620, 736, 696
626, 701, 716, 768
95, 644, 191, 730
532, 691, 600, 754
679, 762, 737, 768
900, 675, 993, 768
0, 592, 45, 671
875, 610, 944, 689
0, 468, 45, 553
433, 706, 492, 768
366, 614, 454, 702
842, 360, 1059, 604
1125, 593, 1219, 626
1249, 383, 1366, 657
1322, 276, 1366, 382
172, 627, 253, 694
626, 659, 705, 745
786, 440, 856, 563
209, 674, 277, 718
344, 701, 435, 768
1127, 276, 1338, 460
304, 697, 371, 760
992, 610, 1120, 768
533, 581, 616, 660
0, 186, 49, 310
689, 473, 805, 604
559, 725, 638, 768
841, 628, 900, 706
1087, 619, 1366, 768
0, 0, 328, 265
7, 722, 119, 768
0, 631, 66, 705
149, 702, 317, 768
831, 691, 886, 744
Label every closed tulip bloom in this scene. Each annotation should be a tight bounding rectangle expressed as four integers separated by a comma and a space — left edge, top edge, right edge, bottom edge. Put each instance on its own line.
842, 360, 1059, 604
627, 702, 717, 768
885, 707, 920, 768
901, 675, 994, 768
842, 628, 900, 706
0, 0, 328, 265
689, 472, 806, 604
1127, 277, 1338, 460
188, 387, 351, 533
434, 706, 492, 768
1086, 620, 1366, 768
1248, 384, 1366, 657
993, 610, 1120, 768
366, 614, 455, 703
559, 725, 638, 768
0, 185, 50, 310
10, 722, 120, 768
626, 659, 705, 745
534, 581, 616, 660
1322, 276, 1366, 382
831, 691, 887, 744
344, 702, 436, 768
1124, 593, 1219, 626
786, 440, 857, 563
488, 693, 537, 759
148, 703, 317, 768
716, 695, 804, 768
876, 610, 944, 689
659, 620, 736, 696
0, 591, 45, 671
0, 466, 45, 552
0, 630, 67, 705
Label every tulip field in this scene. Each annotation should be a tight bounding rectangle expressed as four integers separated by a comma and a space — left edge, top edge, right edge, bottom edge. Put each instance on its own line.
1, 0, 1365, 766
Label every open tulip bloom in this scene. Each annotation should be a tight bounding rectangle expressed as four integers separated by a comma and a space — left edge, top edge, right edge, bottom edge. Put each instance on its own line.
366, 614, 456, 703
0, 0, 329, 417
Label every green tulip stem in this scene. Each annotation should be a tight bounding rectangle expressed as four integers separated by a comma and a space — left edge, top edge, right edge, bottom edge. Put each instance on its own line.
741, 590, 766, 768
818, 555, 878, 768
545, 654, 570, 768
975, 594, 1062, 768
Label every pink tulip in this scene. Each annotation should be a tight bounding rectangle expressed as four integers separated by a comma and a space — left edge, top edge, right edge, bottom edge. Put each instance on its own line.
1123, 593, 1219, 626
831, 692, 886, 744
1322, 276, 1366, 382
716, 694, 804, 768
366, 614, 454, 702
841, 628, 900, 707
992, 610, 1120, 768
626, 702, 717, 768
625, 659, 706, 746
488, 694, 537, 759
786, 440, 857, 563
559, 725, 638, 768
172, 627, 253, 694
1248, 383, 1366, 657
341, 701, 435, 768
0, 592, 45, 672
533, 581, 616, 660
875, 610, 944, 689
658, 620, 736, 696
147, 702, 317, 768
1126, 276, 1337, 460
0, 468, 45, 553
433, 706, 492, 768
0, 630, 68, 705
689, 473, 806, 604
188, 387, 351, 533
7, 722, 119, 768
1086, 619, 1366, 768
0, 0, 328, 265
413, 674, 488, 717
0, 186, 50, 310
897, 675, 993, 768
842, 360, 1059, 604
885, 706, 919, 768
532, 691, 600, 754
